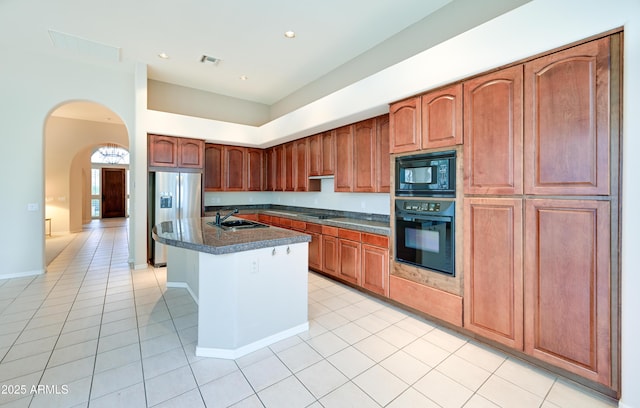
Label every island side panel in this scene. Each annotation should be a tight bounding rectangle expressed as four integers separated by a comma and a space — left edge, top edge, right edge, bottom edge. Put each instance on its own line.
166, 245, 200, 303
196, 242, 309, 358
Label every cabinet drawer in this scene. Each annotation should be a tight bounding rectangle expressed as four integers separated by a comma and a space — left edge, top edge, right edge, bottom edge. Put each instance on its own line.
291, 220, 306, 231
361, 233, 388, 248
338, 228, 361, 241
322, 226, 338, 237
305, 223, 322, 234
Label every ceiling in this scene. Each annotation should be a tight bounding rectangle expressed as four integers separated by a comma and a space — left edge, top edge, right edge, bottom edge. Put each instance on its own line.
2, 0, 451, 112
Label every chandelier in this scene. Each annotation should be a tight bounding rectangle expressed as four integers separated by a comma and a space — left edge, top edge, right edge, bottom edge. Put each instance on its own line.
96, 143, 129, 164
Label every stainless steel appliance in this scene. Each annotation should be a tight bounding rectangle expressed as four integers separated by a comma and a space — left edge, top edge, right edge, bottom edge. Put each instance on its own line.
395, 199, 455, 276
395, 150, 455, 197
149, 172, 202, 266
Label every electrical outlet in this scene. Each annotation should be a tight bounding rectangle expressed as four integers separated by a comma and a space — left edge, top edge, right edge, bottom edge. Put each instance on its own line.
251, 260, 259, 274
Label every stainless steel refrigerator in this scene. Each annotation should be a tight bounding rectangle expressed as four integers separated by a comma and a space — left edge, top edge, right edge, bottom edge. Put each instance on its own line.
149, 172, 202, 266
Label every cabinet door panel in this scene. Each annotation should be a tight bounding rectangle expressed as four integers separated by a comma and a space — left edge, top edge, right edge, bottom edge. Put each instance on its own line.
362, 244, 388, 296
422, 84, 463, 148
353, 119, 376, 192
464, 65, 523, 195
275, 145, 284, 191
338, 239, 360, 285
284, 142, 295, 191
224, 146, 246, 191
308, 231, 322, 271
178, 139, 204, 168
204, 144, 224, 191
334, 125, 354, 192
524, 199, 611, 385
247, 148, 263, 191
464, 198, 523, 349
321, 131, 336, 175
389, 97, 421, 153
149, 135, 178, 167
308, 134, 322, 177
524, 37, 610, 195
376, 115, 391, 193
322, 236, 338, 277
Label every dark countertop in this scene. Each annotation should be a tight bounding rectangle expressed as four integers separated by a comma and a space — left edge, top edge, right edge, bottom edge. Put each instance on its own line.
152, 216, 311, 255
204, 206, 391, 236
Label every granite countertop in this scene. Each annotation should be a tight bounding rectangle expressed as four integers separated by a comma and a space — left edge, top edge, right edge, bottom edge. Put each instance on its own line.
152, 216, 311, 255
204, 206, 391, 236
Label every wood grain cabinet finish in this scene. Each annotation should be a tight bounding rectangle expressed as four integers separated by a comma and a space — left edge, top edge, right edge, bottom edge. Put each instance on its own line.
389, 97, 421, 153
464, 65, 524, 195
309, 131, 335, 177
274, 145, 285, 191
264, 147, 276, 191
293, 138, 320, 192
421, 83, 463, 149
335, 125, 354, 192
361, 236, 389, 296
464, 197, 524, 349
178, 138, 204, 168
353, 119, 377, 192
376, 115, 391, 193
204, 144, 224, 191
149, 134, 179, 168
524, 37, 610, 196
308, 134, 322, 177
338, 237, 361, 285
322, 235, 339, 278
524, 199, 611, 385
247, 148, 263, 191
284, 142, 295, 191
224, 146, 246, 191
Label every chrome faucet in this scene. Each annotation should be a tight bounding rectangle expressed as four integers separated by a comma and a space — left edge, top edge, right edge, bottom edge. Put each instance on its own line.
215, 208, 238, 225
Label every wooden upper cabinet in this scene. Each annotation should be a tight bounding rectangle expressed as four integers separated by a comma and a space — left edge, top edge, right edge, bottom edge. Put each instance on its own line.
321, 131, 336, 175
178, 138, 204, 168
524, 37, 610, 196
335, 125, 354, 192
464, 65, 524, 195
294, 138, 320, 191
464, 197, 524, 350
524, 199, 611, 385
264, 147, 276, 191
224, 146, 246, 191
274, 145, 285, 191
353, 119, 376, 192
284, 142, 295, 191
389, 97, 421, 153
247, 148, 263, 191
376, 115, 391, 193
149, 134, 178, 168
204, 144, 224, 191
308, 134, 322, 177
421, 84, 463, 148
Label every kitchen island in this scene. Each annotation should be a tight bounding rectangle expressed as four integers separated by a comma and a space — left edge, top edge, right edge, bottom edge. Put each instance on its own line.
152, 216, 311, 359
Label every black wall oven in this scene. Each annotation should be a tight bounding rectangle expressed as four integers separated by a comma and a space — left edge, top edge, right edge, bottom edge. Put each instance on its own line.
395, 150, 455, 197
395, 199, 455, 276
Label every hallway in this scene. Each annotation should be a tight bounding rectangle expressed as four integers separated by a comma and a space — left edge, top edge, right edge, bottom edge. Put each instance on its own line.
0, 222, 616, 407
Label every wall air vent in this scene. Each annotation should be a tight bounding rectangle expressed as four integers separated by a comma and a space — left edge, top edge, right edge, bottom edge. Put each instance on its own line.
200, 55, 222, 65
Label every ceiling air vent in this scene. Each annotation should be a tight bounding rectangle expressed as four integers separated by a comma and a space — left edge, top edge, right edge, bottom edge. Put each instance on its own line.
200, 55, 221, 65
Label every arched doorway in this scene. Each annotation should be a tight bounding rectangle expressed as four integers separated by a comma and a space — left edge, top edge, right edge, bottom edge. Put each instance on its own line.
44, 101, 128, 264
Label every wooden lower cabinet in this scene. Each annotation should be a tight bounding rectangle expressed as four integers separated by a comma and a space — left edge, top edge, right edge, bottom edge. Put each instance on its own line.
524, 199, 611, 386
321, 235, 338, 278
361, 244, 388, 296
464, 198, 524, 349
307, 224, 323, 271
338, 238, 361, 285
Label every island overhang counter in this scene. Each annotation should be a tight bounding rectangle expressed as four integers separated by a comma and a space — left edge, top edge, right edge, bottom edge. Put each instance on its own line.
152, 216, 311, 359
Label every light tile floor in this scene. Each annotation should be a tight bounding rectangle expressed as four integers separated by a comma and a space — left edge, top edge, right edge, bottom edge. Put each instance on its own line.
0, 220, 618, 407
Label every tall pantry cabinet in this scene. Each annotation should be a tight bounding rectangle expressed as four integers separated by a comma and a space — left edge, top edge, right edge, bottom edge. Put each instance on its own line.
463, 35, 620, 389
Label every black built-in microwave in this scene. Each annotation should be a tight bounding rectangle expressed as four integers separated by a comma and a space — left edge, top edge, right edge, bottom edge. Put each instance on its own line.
395, 150, 455, 197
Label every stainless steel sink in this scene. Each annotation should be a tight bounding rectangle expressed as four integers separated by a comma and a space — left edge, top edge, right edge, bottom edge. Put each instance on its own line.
208, 219, 269, 231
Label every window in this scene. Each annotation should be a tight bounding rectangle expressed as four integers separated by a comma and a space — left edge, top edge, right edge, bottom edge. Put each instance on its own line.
91, 144, 129, 165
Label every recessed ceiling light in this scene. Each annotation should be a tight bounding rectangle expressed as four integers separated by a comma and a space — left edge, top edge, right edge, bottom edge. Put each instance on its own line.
284, 31, 296, 39
201, 55, 222, 65
240, 75, 248, 81
158, 52, 170, 59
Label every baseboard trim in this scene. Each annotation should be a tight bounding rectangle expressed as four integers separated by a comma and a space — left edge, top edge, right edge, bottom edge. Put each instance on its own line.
0, 269, 45, 280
